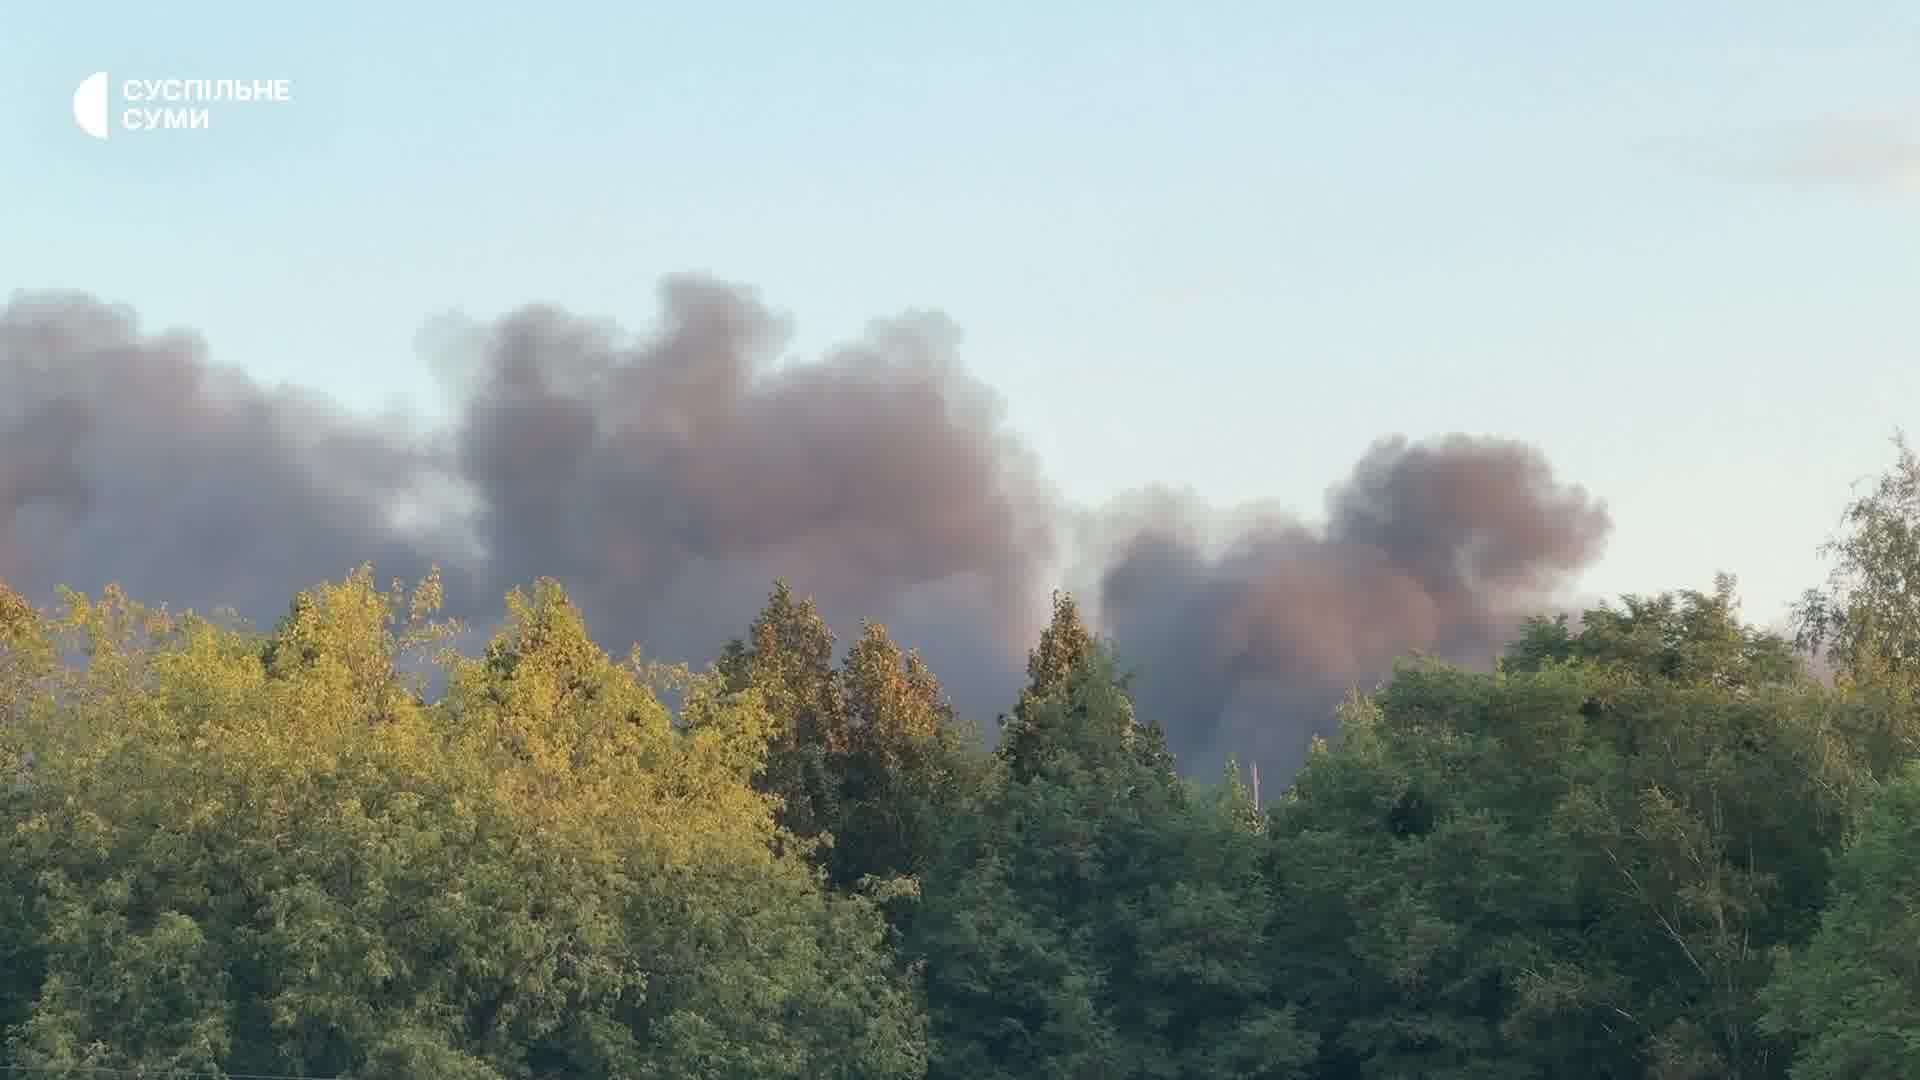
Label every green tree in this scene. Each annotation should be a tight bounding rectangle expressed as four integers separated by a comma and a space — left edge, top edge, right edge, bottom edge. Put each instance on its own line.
1760, 761, 1920, 1078
835, 621, 985, 891
914, 641, 1312, 1080
710, 587, 996, 901
716, 581, 850, 843
0, 579, 48, 688
1786, 433, 1920, 777
2, 572, 927, 1078
1273, 583, 1868, 1079
1505, 572, 1801, 691
1793, 432, 1920, 696
998, 591, 1102, 781
0, 580, 47, 1038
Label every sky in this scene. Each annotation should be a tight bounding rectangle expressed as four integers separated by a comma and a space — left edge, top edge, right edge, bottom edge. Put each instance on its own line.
4, 1, 1919, 631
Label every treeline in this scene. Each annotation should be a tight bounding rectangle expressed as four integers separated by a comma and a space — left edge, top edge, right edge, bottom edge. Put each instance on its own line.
8, 445, 1920, 1078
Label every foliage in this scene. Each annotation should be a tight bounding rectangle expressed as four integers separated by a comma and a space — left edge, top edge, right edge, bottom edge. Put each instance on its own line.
0, 570, 924, 1078
1761, 762, 1920, 1078
1506, 572, 1802, 691
1793, 431, 1920, 695
11, 437, 1920, 1077
911, 626, 1313, 1079
1274, 587, 1872, 1079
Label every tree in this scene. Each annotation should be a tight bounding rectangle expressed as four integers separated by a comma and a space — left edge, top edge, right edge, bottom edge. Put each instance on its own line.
1793, 432, 1920, 695
1, 572, 928, 1078
913, 640, 1312, 1079
998, 591, 1102, 780
1272, 584, 1869, 1079
835, 621, 981, 890
1505, 573, 1801, 691
1760, 758, 1920, 1078
0, 579, 39, 659
0, 577, 49, 783
715, 581, 850, 842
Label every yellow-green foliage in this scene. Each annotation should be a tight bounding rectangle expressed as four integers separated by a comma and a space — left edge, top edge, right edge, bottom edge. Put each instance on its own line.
0, 569, 925, 1078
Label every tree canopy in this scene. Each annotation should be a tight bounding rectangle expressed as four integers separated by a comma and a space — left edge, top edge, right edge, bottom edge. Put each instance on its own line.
9, 439, 1920, 1077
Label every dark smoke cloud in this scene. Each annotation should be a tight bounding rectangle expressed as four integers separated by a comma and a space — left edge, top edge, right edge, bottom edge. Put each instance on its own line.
441, 277, 1058, 719
0, 281, 1609, 784
0, 280, 1057, 722
0, 291, 467, 621
1092, 435, 1611, 779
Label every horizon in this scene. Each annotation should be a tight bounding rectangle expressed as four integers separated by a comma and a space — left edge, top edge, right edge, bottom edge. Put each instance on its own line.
6, 3, 1918, 777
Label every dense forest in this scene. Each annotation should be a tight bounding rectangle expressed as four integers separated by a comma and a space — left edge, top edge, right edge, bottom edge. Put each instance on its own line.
5, 438, 1920, 1079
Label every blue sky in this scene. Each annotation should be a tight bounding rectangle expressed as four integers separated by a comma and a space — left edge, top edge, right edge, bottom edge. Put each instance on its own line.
6, 2, 1918, 627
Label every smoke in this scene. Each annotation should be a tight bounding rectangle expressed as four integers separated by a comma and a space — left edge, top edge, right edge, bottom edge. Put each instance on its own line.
0, 280, 1058, 722
0, 291, 468, 621
439, 277, 1059, 719
0, 280, 1610, 781
1091, 435, 1611, 779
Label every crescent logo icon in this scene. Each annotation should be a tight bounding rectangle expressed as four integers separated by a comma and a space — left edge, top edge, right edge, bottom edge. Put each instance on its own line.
73, 72, 110, 140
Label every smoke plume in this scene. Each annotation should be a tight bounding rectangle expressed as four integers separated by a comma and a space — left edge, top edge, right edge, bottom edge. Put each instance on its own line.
0, 291, 466, 619
439, 277, 1058, 718
0, 279, 1610, 782
1090, 436, 1611, 778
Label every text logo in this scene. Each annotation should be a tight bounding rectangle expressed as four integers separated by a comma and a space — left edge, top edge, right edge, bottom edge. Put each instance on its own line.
72, 73, 295, 139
